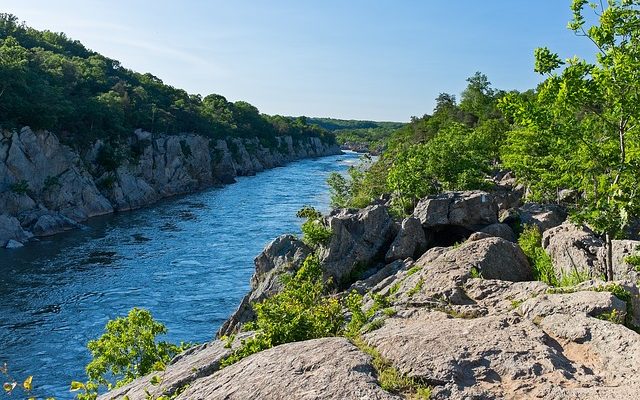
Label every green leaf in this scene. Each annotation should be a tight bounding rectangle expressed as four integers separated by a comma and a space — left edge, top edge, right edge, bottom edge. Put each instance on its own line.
70, 380, 85, 391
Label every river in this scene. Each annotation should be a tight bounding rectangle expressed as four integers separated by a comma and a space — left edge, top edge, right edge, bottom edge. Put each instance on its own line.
0, 151, 361, 399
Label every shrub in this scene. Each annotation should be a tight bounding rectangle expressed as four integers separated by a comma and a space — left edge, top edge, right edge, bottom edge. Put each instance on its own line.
518, 225, 558, 286
96, 143, 122, 171
72, 308, 188, 399
297, 206, 333, 248
221, 255, 343, 367
44, 175, 60, 190
10, 180, 29, 195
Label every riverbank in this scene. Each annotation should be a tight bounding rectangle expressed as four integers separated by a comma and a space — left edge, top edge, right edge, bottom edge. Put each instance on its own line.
0, 152, 359, 397
0, 126, 341, 247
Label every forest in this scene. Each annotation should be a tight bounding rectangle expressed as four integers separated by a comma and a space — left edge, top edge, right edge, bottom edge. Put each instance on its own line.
0, 13, 334, 149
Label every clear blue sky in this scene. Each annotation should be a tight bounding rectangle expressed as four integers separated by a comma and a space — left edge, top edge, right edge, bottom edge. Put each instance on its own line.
3, 1, 595, 122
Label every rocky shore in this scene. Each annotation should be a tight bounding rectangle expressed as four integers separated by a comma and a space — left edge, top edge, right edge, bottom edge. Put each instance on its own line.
0, 127, 341, 247
100, 180, 640, 399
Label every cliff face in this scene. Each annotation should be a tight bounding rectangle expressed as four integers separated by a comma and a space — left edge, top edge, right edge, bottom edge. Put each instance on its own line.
0, 127, 341, 246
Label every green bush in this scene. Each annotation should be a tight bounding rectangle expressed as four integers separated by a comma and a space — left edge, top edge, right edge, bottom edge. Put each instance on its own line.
221, 255, 343, 367
10, 180, 29, 195
297, 206, 333, 248
72, 308, 188, 399
518, 225, 558, 286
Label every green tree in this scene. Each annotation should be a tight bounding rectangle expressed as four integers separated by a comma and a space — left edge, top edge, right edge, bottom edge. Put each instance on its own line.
500, 0, 640, 280
72, 308, 186, 399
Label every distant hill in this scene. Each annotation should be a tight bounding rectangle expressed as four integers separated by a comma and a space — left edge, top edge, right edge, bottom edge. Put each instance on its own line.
307, 118, 405, 151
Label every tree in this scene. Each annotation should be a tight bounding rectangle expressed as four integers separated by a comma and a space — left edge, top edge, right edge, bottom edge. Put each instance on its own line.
500, 0, 640, 280
72, 308, 186, 399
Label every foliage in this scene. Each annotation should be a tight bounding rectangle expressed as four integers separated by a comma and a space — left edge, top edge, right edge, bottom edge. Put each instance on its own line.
593, 283, 638, 331
407, 278, 424, 298
72, 308, 187, 399
9, 179, 29, 195
296, 206, 333, 248
350, 336, 431, 399
330, 72, 509, 215
0, 14, 335, 149
308, 117, 404, 150
327, 155, 389, 209
518, 225, 558, 286
499, 1, 640, 279
624, 247, 640, 271
43, 175, 60, 190
220, 255, 343, 367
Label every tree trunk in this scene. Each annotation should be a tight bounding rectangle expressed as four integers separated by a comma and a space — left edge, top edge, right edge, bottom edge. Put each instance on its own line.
605, 232, 614, 281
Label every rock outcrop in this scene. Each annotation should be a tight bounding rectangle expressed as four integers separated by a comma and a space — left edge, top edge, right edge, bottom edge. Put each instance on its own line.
0, 127, 341, 246
95, 188, 640, 399
542, 222, 606, 279
218, 235, 312, 336
320, 205, 397, 284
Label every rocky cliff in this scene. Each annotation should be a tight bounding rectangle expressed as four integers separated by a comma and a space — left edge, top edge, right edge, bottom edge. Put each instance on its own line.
101, 187, 640, 399
0, 127, 340, 247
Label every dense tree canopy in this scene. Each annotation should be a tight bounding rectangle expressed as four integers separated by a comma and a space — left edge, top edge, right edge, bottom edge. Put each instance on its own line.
0, 14, 334, 148
500, 0, 640, 279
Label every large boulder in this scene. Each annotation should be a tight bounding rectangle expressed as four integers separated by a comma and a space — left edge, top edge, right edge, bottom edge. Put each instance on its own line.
18, 210, 79, 237
218, 235, 312, 336
478, 223, 516, 242
365, 308, 640, 400
518, 202, 567, 232
413, 191, 498, 231
542, 222, 605, 279
612, 240, 640, 281
0, 214, 31, 246
319, 205, 397, 285
385, 217, 427, 262
174, 338, 401, 400
518, 291, 627, 321
389, 237, 533, 306
98, 333, 253, 400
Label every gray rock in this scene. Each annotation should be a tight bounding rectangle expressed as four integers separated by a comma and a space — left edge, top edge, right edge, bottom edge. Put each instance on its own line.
542, 222, 605, 279
413, 191, 498, 230
174, 338, 401, 400
385, 217, 427, 262
350, 259, 412, 295
98, 333, 253, 400
478, 223, 516, 242
218, 235, 312, 336
0, 127, 113, 222
319, 205, 397, 285
26, 212, 79, 236
365, 310, 592, 399
5, 239, 24, 249
391, 237, 533, 306
518, 291, 627, 321
464, 278, 549, 316
611, 240, 640, 281
0, 214, 30, 246
519, 202, 567, 232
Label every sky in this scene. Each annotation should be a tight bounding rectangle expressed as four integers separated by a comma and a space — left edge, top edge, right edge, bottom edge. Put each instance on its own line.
2, 1, 596, 122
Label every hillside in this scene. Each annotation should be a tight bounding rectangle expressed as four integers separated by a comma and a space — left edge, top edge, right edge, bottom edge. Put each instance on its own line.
308, 117, 405, 153
0, 14, 334, 148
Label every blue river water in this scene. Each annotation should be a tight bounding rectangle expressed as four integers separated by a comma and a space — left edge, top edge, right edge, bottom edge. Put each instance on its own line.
0, 151, 361, 399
